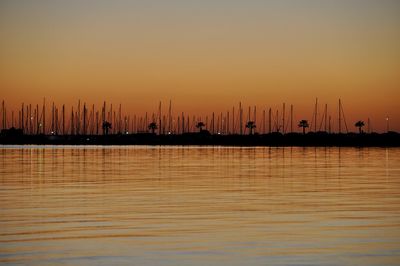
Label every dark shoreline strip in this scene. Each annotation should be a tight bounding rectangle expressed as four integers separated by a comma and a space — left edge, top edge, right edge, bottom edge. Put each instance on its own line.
1, 132, 399, 147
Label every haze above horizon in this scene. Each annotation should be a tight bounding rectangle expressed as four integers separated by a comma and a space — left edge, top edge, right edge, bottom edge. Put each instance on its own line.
1, 0, 399, 131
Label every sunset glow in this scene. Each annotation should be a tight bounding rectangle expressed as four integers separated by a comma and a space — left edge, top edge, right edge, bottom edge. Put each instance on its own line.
1, 1, 399, 132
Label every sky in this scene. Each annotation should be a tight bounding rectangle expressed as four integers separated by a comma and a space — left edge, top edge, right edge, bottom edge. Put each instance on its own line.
0, 0, 399, 132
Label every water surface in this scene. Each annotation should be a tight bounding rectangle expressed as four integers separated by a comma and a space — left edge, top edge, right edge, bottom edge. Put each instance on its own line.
0, 146, 400, 265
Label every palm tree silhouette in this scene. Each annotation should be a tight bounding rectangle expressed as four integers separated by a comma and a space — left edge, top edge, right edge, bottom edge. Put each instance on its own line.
148, 122, 157, 134
196, 122, 205, 132
102, 121, 112, 135
298, 120, 309, 135
355, 121, 365, 134
245, 121, 256, 135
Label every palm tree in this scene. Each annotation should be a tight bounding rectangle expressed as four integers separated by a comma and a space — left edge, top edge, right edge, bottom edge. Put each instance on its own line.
148, 122, 157, 134
196, 121, 205, 132
102, 121, 112, 135
245, 121, 256, 135
355, 120, 365, 134
298, 120, 309, 135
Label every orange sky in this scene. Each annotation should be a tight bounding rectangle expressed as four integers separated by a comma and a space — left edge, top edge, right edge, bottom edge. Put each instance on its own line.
0, 1, 399, 132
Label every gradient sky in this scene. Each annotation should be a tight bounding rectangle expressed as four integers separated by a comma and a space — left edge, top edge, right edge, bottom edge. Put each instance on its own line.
1, 0, 399, 132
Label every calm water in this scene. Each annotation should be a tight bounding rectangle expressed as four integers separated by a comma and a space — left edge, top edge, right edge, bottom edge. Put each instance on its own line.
0, 146, 400, 266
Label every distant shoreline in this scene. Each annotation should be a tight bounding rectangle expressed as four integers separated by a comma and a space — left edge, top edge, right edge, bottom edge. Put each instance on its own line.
1, 132, 399, 147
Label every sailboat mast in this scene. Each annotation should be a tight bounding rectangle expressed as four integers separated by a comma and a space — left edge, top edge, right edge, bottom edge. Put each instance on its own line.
42, 98, 46, 135
232, 106, 235, 134
329, 115, 332, 133
102, 101, 106, 123
158, 101, 162, 135
168, 100, 171, 133
55, 103, 58, 134
83, 103, 87, 135
21, 103, 24, 133
62, 105, 65, 135
324, 104, 327, 132
90, 108, 94, 135
282, 103, 285, 134
1, 100, 4, 130
338, 99, 342, 134
181, 112, 184, 134
290, 104, 293, 133
314, 98, 318, 132
212, 112, 215, 134
340, 100, 348, 133
26, 104, 28, 133
29, 104, 32, 134
96, 111, 99, 135
77, 100, 81, 135
239, 102, 243, 135
71, 107, 74, 135
227, 111, 230, 134
36, 104, 39, 134
119, 104, 122, 133
268, 108, 272, 134
51, 102, 55, 134
109, 103, 112, 132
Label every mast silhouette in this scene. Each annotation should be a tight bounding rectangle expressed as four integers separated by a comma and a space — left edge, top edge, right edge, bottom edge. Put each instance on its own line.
290, 104, 293, 133
62, 105, 65, 135
2, 100, 5, 130
339, 99, 342, 134
36, 104, 39, 134
324, 104, 327, 132
268, 108, 272, 134
158, 101, 162, 135
282, 103, 285, 134
43, 99, 46, 134
1, 98, 393, 136
314, 98, 318, 132
239, 102, 243, 135
21, 103, 24, 133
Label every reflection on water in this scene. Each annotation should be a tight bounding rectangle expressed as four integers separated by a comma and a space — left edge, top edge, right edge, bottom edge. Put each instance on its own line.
0, 146, 400, 265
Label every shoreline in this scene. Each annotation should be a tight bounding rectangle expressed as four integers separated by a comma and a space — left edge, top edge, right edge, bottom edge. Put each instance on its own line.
1, 132, 399, 147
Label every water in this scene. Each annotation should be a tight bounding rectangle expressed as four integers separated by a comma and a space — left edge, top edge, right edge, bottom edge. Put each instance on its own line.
0, 146, 400, 266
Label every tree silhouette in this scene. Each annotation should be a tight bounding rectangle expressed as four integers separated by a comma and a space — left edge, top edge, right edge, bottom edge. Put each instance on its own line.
148, 122, 157, 134
298, 120, 309, 135
102, 121, 112, 135
196, 122, 205, 132
245, 121, 256, 135
355, 120, 365, 134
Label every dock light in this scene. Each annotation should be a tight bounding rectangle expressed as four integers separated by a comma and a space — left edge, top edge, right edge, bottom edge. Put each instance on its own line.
126, 131, 129, 134
386, 116, 389, 132
217, 132, 221, 135
168, 131, 171, 135
51, 131, 54, 135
